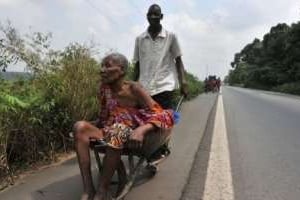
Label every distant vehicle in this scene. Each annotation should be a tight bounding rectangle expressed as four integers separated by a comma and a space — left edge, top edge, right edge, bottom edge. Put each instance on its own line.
204, 75, 221, 93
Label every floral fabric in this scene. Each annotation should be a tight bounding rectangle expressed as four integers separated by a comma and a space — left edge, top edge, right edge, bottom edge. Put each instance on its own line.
97, 84, 174, 149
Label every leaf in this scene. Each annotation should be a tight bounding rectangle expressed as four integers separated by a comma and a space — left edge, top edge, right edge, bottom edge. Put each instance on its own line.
0, 93, 29, 109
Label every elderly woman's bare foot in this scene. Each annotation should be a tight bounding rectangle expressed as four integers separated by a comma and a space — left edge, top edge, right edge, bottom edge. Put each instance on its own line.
115, 175, 127, 198
93, 191, 112, 200
80, 192, 95, 200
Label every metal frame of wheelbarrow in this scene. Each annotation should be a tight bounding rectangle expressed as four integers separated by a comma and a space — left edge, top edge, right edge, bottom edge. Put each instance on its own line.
91, 96, 184, 200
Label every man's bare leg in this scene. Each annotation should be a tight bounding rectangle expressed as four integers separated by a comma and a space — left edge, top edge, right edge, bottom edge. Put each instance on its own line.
74, 121, 103, 200
94, 147, 121, 200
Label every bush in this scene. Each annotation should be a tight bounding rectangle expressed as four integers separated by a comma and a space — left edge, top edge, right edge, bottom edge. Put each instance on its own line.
186, 72, 204, 99
0, 43, 100, 189
272, 82, 300, 95
0, 79, 71, 188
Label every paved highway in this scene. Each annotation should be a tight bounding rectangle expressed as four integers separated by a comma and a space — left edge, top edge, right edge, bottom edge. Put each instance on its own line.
223, 87, 300, 200
0, 94, 218, 200
182, 87, 300, 200
2, 86, 300, 200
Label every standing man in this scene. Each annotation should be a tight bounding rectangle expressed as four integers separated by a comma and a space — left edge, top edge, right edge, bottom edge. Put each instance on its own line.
133, 4, 188, 158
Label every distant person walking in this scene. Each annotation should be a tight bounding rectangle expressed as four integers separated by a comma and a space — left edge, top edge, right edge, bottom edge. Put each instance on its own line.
216, 77, 221, 92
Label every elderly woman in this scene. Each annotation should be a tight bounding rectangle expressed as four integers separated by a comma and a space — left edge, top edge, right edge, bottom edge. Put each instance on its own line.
73, 53, 174, 200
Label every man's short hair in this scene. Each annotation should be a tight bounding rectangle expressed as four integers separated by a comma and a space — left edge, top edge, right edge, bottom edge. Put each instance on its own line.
148, 4, 161, 13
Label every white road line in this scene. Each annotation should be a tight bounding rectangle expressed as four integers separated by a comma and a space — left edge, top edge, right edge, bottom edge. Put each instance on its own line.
202, 93, 234, 200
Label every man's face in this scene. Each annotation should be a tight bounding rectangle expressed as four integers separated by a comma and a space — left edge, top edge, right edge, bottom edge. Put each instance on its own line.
147, 6, 162, 27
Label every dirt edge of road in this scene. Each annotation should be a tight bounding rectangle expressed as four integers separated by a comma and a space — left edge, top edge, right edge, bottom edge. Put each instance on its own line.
0, 152, 76, 193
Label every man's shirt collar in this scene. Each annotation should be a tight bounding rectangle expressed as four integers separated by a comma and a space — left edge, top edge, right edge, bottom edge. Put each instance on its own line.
142, 28, 167, 38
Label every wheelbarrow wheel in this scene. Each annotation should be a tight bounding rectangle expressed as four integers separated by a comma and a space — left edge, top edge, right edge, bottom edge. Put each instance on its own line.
145, 164, 157, 177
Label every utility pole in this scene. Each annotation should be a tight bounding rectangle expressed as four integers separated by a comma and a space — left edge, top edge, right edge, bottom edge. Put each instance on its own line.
206, 65, 209, 78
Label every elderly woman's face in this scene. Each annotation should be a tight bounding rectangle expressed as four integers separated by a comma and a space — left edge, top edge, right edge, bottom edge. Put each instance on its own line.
100, 59, 124, 84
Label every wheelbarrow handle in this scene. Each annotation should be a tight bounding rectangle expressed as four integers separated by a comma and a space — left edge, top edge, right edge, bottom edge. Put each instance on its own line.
175, 95, 184, 112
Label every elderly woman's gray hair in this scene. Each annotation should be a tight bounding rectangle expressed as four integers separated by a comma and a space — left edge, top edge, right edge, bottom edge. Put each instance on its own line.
101, 52, 129, 73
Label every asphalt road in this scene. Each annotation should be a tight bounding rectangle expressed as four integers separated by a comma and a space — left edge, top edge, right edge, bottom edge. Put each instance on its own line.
223, 87, 300, 200
0, 93, 218, 200
3, 86, 299, 200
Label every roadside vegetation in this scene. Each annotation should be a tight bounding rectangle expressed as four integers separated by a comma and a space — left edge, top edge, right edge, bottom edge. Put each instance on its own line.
0, 22, 203, 190
225, 19, 300, 95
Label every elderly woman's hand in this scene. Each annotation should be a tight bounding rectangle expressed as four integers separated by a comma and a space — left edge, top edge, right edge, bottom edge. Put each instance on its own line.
129, 123, 154, 149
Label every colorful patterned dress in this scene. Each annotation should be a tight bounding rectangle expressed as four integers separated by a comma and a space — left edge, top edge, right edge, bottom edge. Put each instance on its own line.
98, 84, 174, 149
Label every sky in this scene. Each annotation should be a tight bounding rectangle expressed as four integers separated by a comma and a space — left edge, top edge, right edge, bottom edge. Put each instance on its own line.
0, 0, 299, 80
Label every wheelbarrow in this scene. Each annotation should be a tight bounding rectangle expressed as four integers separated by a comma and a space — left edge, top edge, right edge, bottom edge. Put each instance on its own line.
90, 96, 184, 200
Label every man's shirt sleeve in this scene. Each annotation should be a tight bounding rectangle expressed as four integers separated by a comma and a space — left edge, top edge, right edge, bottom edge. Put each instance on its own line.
133, 37, 139, 63
170, 34, 182, 59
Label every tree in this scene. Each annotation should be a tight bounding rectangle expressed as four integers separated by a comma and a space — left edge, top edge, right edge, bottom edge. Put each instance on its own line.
227, 21, 300, 94
0, 21, 59, 73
